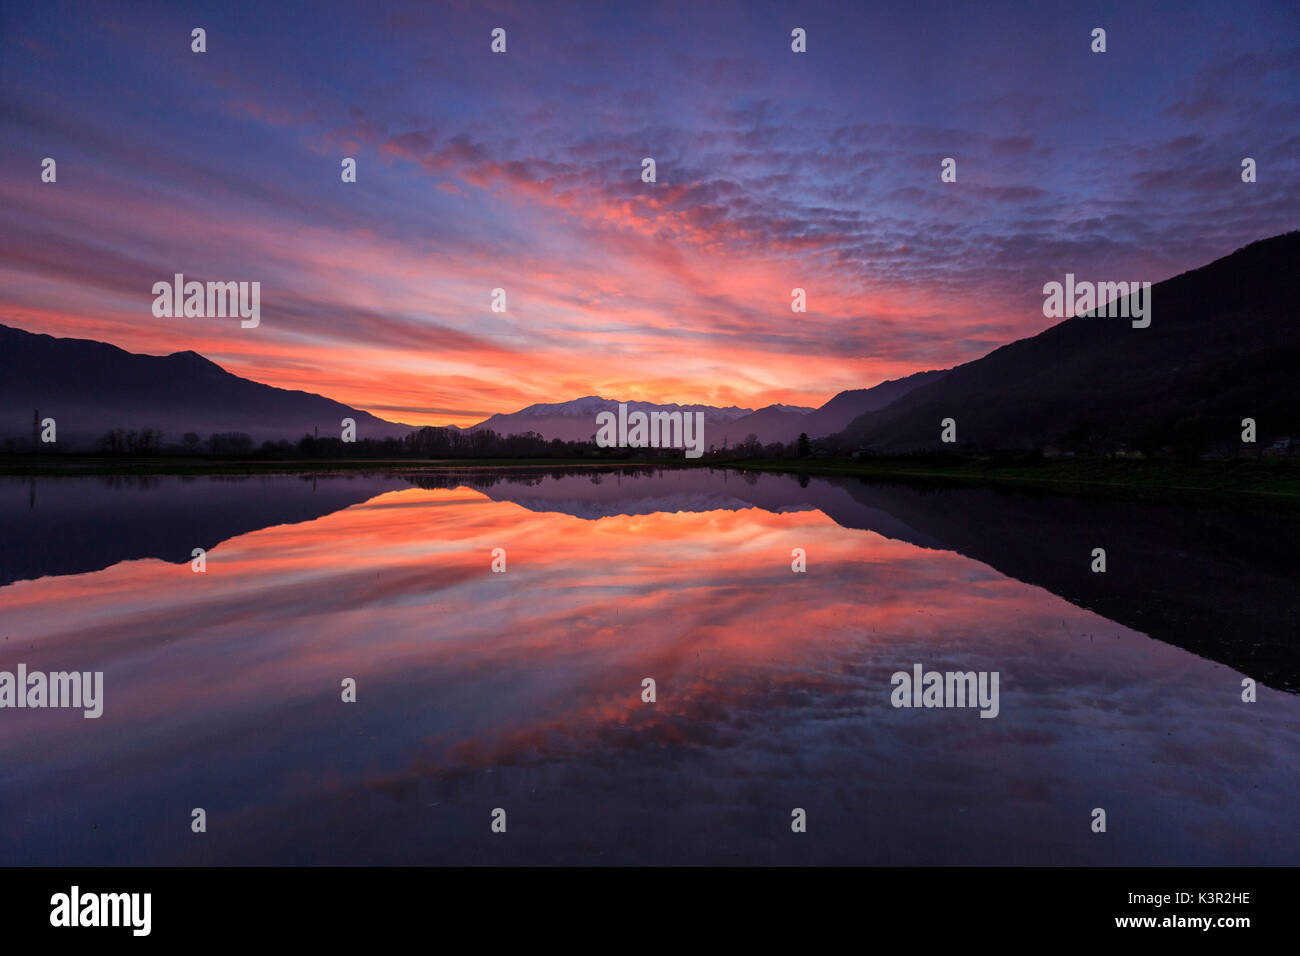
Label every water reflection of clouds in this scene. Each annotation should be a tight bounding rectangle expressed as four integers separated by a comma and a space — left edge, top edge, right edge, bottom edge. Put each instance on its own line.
1, 477, 1297, 864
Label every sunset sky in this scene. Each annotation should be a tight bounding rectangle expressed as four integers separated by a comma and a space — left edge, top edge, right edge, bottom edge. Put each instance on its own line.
2, 0, 1297, 427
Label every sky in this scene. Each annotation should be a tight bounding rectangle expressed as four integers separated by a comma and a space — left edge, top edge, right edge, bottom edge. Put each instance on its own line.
1, 0, 1297, 427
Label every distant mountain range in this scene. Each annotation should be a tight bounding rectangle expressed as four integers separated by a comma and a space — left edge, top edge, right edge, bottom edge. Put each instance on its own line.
467, 396, 757, 444
0, 325, 943, 451
3, 231, 1295, 453
464, 372, 952, 446
737, 369, 949, 444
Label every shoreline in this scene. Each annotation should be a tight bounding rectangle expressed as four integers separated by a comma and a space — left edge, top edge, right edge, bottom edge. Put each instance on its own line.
4, 453, 1300, 506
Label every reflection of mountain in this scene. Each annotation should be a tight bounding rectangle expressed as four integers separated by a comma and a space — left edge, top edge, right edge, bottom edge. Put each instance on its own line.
426, 468, 1300, 692
5, 468, 1296, 692
826, 480, 1300, 693
0, 475, 407, 586
409, 467, 950, 547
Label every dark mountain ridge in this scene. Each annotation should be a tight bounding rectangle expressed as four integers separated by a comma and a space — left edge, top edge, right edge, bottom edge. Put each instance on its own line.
0, 324, 415, 448
720, 369, 949, 445
835, 232, 1300, 455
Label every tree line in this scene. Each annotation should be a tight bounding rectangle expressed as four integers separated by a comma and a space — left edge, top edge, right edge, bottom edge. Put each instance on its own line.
60, 426, 821, 460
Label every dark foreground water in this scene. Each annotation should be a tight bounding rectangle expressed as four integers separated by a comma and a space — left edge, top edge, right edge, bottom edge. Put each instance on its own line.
1, 468, 1297, 865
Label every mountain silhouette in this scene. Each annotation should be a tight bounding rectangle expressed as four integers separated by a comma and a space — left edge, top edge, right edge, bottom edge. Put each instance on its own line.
835, 232, 1300, 454
0, 324, 415, 448
707, 403, 816, 445
707, 370, 948, 445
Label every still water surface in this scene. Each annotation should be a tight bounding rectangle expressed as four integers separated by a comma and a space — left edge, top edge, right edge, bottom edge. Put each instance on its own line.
1, 468, 1297, 864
